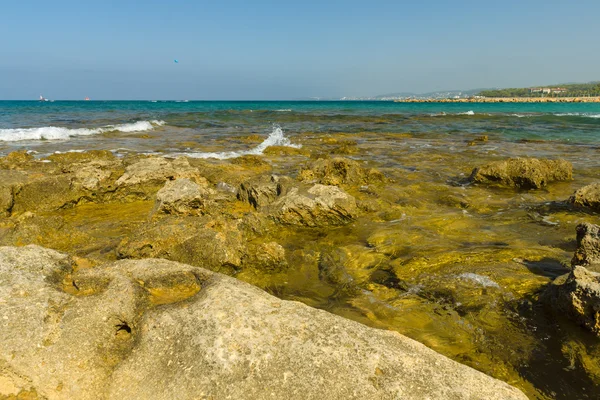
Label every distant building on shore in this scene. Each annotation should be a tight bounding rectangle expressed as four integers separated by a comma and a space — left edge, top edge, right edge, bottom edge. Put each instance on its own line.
530, 87, 568, 94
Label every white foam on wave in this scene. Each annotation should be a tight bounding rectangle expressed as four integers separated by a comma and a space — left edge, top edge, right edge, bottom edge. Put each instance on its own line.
275, 109, 292, 112
457, 272, 500, 288
0, 120, 166, 142
554, 112, 600, 118
177, 125, 301, 160
458, 110, 475, 116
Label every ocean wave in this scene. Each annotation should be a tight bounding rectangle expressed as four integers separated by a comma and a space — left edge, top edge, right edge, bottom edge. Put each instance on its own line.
431, 111, 474, 116
175, 125, 301, 160
0, 120, 166, 142
554, 112, 600, 118
275, 109, 292, 112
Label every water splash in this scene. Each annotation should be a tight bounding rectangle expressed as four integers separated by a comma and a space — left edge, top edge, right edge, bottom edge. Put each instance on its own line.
178, 125, 302, 160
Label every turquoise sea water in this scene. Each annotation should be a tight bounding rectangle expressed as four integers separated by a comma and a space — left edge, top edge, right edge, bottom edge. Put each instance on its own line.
1, 101, 600, 146
2, 101, 600, 398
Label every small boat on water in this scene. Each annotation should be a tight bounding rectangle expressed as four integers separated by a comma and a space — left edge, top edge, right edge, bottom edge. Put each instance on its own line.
39, 95, 49, 102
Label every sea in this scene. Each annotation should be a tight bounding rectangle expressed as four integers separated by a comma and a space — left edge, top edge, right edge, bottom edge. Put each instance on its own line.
2, 100, 600, 399
1, 101, 600, 157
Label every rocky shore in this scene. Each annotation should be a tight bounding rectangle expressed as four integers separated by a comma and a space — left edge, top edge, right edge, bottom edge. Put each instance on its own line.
1, 132, 600, 399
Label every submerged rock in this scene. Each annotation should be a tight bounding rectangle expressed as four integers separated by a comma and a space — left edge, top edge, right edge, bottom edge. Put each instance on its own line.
569, 183, 600, 211
154, 178, 214, 216
318, 245, 389, 289
0, 245, 527, 399
470, 157, 572, 189
299, 157, 386, 186
269, 184, 358, 227
571, 223, 600, 270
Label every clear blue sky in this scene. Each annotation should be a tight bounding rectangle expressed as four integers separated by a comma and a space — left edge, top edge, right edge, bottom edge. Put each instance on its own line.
1, 0, 599, 100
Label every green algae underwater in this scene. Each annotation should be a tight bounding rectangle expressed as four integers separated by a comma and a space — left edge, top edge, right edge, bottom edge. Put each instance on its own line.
2, 101, 600, 399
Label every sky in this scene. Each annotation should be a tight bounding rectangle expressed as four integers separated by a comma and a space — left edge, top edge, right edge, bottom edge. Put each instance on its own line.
1, 0, 599, 100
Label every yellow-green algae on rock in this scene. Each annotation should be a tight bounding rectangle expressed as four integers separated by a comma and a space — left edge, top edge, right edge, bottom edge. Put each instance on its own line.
1, 131, 600, 400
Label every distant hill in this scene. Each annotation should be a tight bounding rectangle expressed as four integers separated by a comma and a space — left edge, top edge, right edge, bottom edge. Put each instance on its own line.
342, 88, 490, 101
477, 82, 600, 98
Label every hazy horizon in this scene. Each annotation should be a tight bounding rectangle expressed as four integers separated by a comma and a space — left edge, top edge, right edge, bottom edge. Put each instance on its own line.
2, 0, 600, 100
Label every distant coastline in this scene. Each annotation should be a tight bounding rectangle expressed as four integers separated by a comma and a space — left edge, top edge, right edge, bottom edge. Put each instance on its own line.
394, 96, 600, 103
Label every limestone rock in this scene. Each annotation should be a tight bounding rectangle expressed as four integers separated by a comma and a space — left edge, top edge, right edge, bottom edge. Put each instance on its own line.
238, 174, 291, 209
117, 217, 245, 274
299, 157, 386, 186
0, 170, 27, 216
154, 178, 214, 215
572, 223, 600, 270
73, 165, 113, 191
115, 157, 202, 197
569, 183, 600, 211
46, 150, 116, 165
269, 184, 358, 227
470, 157, 572, 189
545, 266, 600, 336
0, 245, 527, 400
0, 150, 34, 169
11, 174, 83, 213
244, 241, 288, 272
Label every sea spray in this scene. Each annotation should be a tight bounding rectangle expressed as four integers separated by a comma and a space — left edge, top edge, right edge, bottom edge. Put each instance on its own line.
179, 125, 301, 160
0, 120, 165, 142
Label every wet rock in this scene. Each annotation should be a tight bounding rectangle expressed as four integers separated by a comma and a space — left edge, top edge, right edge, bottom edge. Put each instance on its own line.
0, 170, 27, 216
11, 174, 84, 213
470, 157, 572, 189
154, 178, 214, 216
299, 157, 386, 186
231, 154, 270, 167
0, 150, 34, 169
269, 184, 358, 227
237, 175, 291, 209
115, 157, 203, 198
117, 217, 245, 274
46, 150, 116, 165
569, 183, 600, 211
244, 241, 288, 272
262, 145, 307, 156
545, 266, 600, 337
571, 223, 600, 271
0, 245, 527, 400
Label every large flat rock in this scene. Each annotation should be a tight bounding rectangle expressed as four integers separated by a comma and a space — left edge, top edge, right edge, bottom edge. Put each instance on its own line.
0, 245, 526, 400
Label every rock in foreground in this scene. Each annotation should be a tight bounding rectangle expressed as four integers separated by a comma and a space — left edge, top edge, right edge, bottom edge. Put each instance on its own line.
0, 245, 526, 400
470, 157, 572, 189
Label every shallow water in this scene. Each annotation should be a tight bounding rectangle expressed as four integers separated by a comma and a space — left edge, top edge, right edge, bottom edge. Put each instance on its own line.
2, 101, 600, 399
